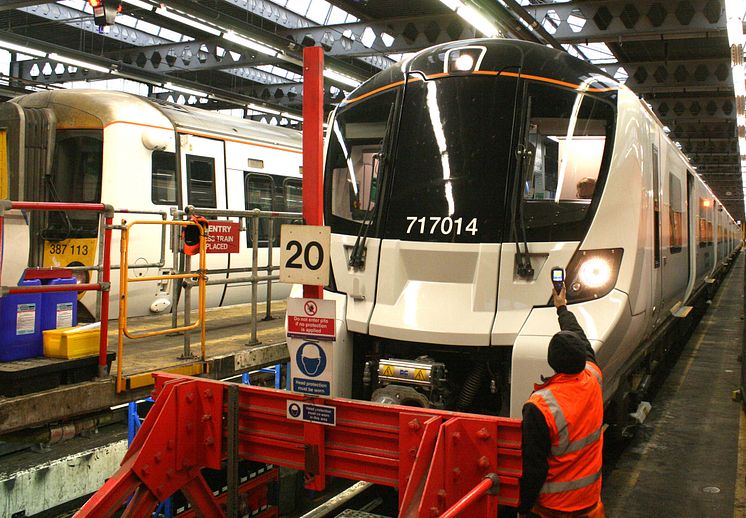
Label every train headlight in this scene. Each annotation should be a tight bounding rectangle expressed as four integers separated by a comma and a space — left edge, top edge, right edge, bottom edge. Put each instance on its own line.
578, 258, 612, 288
565, 248, 623, 303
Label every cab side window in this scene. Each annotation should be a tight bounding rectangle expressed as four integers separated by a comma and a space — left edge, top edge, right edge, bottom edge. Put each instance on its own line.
152, 151, 177, 205
186, 155, 216, 208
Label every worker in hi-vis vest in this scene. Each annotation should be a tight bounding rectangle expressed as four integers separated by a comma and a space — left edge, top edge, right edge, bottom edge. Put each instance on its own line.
517, 285, 605, 518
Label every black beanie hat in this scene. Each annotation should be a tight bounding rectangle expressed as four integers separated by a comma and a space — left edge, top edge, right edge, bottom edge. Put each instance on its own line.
547, 331, 586, 374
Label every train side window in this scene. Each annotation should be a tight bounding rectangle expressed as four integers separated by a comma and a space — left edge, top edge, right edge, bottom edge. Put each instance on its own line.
151, 151, 177, 205
669, 173, 683, 254
283, 178, 302, 213
245, 173, 274, 246
699, 198, 712, 247
186, 155, 216, 208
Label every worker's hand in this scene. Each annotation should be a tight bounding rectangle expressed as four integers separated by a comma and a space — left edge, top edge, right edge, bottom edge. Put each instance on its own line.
552, 283, 567, 308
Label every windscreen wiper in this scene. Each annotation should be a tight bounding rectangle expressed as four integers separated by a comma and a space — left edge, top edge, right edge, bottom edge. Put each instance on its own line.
513, 89, 534, 279
348, 94, 398, 270
348, 152, 380, 270
40, 174, 73, 241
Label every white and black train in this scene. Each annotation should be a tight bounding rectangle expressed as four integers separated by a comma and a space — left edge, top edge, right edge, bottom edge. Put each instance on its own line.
309, 39, 741, 422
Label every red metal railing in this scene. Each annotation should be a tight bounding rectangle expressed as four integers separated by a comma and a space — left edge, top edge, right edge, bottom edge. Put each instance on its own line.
0, 200, 114, 377
75, 373, 522, 518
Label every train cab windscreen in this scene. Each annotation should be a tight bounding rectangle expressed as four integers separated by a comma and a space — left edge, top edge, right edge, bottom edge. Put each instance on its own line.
518, 82, 616, 242
44, 129, 103, 239
325, 73, 616, 244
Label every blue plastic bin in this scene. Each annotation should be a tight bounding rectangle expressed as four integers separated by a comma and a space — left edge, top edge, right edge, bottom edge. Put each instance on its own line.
41, 277, 78, 331
0, 279, 43, 361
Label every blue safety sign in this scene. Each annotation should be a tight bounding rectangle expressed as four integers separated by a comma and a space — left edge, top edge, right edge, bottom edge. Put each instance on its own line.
296, 341, 326, 377
289, 338, 333, 396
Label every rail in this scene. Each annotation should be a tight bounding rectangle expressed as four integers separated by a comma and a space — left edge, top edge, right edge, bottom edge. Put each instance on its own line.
75, 373, 522, 517
0, 200, 114, 378
116, 219, 207, 393
179, 205, 302, 345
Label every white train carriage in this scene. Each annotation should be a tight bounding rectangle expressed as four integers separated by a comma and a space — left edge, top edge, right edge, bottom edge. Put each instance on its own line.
1, 90, 302, 318
309, 39, 741, 422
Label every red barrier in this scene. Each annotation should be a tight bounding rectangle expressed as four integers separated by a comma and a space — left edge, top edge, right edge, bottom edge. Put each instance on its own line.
75, 374, 522, 517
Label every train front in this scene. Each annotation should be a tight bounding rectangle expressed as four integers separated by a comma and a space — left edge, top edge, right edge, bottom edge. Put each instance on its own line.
320, 39, 621, 417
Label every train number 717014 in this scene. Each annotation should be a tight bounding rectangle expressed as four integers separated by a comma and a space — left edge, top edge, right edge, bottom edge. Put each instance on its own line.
405, 216, 478, 236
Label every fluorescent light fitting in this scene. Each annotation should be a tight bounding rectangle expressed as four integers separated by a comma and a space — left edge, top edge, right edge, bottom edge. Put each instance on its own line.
0, 39, 46, 57
726, 0, 746, 45
323, 69, 361, 88
122, 0, 153, 10
247, 103, 281, 115
155, 7, 221, 36
164, 82, 209, 98
223, 31, 278, 57
456, 4, 499, 38
439, 0, 463, 10
49, 53, 110, 74
281, 112, 303, 121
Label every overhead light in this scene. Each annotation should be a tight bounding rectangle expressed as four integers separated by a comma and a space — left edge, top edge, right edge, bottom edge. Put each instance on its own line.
155, 6, 221, 36
281, 112, 303, 122
164, 82, 209, 98
247, 103, 281, 115
456, 4, 500, 37
0, 39, 46, 57
223, 31, 279, 57
323, 69, 361, 88
49, 53, 110, 74
121, 0, 153, 10
439, 0, 463, 10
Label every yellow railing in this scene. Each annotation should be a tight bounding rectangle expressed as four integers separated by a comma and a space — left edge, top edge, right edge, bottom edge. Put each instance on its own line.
116, 219, 207, 393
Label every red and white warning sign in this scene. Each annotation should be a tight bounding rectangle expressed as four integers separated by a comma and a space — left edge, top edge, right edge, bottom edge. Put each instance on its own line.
287, 297, 336, 341
206, 221, 240, 254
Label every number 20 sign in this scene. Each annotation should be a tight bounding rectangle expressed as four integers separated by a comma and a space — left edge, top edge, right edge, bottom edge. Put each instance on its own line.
279, 224, 331, 285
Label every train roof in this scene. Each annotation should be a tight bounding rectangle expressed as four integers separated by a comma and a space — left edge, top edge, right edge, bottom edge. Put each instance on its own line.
12, 89, 301, 150
342, 38, 619, 107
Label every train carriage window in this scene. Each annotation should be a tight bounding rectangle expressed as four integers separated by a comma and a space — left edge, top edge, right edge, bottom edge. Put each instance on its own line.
151, 151, 177, 205
283, 178, 303, 213
186, 155, 216, 208
699, 198, 713, 247
669, 173, 683, 253
245, 173, 274, 246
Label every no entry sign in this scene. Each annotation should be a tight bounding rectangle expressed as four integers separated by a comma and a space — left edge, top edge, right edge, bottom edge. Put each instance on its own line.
206, 221, 240, 254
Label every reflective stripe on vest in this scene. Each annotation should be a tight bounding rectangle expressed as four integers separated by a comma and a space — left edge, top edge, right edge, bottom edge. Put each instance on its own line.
533, 384, 603, 457
585, 363, 602, 385
541, 470, 602, 494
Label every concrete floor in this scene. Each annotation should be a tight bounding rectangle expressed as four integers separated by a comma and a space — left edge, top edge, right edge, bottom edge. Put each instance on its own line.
603, 256, 746, 518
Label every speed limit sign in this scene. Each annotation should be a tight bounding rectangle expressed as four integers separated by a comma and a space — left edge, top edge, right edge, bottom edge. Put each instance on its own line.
280, 225, 331, 285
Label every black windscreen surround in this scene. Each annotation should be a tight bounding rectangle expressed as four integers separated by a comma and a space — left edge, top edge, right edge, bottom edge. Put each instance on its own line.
382, 75, 518, 243
518, 82, 617, 242
324, 39, 619, 244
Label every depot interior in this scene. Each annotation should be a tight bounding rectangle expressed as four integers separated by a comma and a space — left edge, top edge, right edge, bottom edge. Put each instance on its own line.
0, 1, 746, 517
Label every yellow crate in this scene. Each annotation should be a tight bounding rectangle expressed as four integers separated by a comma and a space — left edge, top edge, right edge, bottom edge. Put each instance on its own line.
43, 326, 100, 359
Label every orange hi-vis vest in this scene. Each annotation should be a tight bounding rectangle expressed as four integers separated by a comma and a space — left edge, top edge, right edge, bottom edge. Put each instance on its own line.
528, 362, 604, 512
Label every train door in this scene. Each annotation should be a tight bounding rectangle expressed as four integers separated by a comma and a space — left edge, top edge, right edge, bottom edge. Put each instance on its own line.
660, 163, 688, 310
179, 134, 227, 307
651, 142, 663, 324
